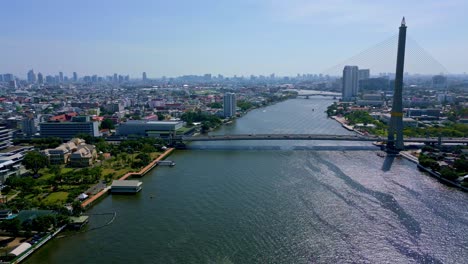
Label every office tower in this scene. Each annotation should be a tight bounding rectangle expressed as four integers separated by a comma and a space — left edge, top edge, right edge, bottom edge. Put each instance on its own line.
37, 73, 44, 84
22, 117, 37, 137
204, 74, 211, 81
113, 73, 118, 82
432, 75, 447, 90
91, 75, 98, 83
59, 72, 64, 83
223, 93, 236, 118
142, 72, 147, 82
45, 75, 55, 83
9, 80, 17, 89
3, 74, 14, 82
73, 72, 78, 82
125, 75, 129, 81
0, 75, 3, 82
358, 69, 370, 80
342, 66, 359, 100
27, 69, 37, 83
39, 117, 100, 140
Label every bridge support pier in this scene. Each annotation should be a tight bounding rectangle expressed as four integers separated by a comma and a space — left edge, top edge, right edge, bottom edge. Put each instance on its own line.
386, 18, 407, 153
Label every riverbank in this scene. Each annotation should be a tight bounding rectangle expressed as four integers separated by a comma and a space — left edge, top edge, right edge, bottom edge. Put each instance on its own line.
81, 148, 175, 209
417, 164, 468, 192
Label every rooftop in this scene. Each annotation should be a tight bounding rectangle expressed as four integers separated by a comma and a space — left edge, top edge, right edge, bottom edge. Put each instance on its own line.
111, 180, 142, 187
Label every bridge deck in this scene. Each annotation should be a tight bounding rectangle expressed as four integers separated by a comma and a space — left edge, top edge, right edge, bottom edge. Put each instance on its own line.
180, 134, 468, 144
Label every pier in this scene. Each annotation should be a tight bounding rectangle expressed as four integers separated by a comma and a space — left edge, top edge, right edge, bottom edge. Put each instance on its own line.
81, 148, 175, 209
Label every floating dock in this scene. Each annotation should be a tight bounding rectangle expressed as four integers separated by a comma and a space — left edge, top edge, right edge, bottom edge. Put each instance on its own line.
157, 160, 175, 166
111, 180, 142, 193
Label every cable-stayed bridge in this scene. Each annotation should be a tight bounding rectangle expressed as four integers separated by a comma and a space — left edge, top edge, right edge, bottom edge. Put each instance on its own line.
178, 134, 468, 144
178, 19, 463, 152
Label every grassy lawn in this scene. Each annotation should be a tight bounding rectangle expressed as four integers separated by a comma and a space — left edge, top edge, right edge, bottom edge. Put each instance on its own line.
99, 151, 162, 179
42, 192, 69, 205
39, 167, 74, 180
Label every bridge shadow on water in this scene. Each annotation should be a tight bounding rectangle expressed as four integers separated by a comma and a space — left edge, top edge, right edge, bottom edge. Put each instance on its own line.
381, 155, 396, 172
186, 145, 379, 151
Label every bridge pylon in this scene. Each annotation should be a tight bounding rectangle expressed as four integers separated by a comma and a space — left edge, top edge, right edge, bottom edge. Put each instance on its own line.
387, 17, 407, 153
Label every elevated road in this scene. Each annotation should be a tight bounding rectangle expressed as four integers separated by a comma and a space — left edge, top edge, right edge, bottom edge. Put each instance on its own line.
179, 134, 468, 144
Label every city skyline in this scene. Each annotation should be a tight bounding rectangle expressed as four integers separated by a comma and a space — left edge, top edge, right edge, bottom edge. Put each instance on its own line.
1, 0, 468, 76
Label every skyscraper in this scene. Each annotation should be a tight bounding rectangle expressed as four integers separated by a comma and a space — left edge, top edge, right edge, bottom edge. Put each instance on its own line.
3, 74, 14, 82
432, 75, 447, 90
27, 69, 36, 83
342, 66, 359, 100
358, 69, 370, 80
37, 72, 44, 84
73, 72, 78, 82
142, 72, 147, 82
223, 93, 236, 118
59, 72, 64, 83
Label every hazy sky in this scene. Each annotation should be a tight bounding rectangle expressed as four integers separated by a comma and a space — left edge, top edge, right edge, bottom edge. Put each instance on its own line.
1, 0, 467, 78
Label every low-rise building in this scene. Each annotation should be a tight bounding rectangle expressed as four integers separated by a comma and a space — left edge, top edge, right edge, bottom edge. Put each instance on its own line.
117, 120, 184, 139
69, 144, 97, 167
42, 138, 96, 167
39, 116, 100, 140
111, 180, 142, 193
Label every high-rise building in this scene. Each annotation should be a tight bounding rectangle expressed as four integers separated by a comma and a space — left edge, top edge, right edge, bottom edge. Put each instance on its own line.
342, 66, 359, 100
37, 73, 44, 84
113, 73, 118, 82
59, 72, 64, 83
358, 69, 370, 80
45, 75, 55, 84
223, 93, 236, 118
432, 75, 447, 90
27, 69, 37, 83
3, 74, 14, 83
22, 117, 37, 137
142, 72, 147, 82
9, 80, 17, 89
73, 72, 78, 82
0, 74, 3, 82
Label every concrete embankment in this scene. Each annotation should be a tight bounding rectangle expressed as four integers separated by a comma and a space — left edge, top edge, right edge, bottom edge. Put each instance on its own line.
417, 164, 468, 192
399, 151, 419, 164
81, 148, 175, 209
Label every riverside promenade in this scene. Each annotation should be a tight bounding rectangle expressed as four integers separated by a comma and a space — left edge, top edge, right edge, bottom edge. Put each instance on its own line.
81, 148, 175, 209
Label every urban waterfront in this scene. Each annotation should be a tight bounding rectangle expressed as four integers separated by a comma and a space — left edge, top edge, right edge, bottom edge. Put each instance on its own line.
26, 98, 468, 263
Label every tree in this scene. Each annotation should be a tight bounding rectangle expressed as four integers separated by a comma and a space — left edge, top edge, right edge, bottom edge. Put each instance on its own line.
71, 201, 83, 216
23, 151, 49, 176
209, 102, 222, 109
440, 167, 459, 181
0, 218, 21, 235
100, 119, 115, 130
157, 112, 165, 121
454, 157, 468, 173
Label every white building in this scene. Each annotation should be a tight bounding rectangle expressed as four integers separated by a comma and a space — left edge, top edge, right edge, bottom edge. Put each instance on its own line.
342, 66, 359, 100
223, 93, 236, 118
117, 120, 184, 139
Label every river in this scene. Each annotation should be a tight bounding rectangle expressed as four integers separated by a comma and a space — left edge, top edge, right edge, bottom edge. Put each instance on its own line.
26, 97, 468, 264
